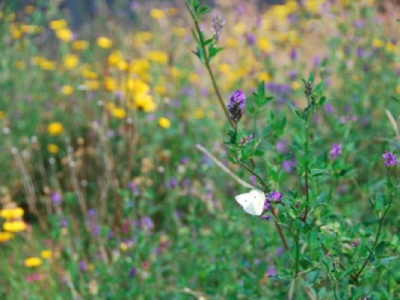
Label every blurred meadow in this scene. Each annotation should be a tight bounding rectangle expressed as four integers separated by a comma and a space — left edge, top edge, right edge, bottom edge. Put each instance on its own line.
1, 0, 400, 299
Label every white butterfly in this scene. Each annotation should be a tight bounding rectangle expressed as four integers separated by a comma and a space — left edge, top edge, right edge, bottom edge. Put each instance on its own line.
235, 190, 265, 216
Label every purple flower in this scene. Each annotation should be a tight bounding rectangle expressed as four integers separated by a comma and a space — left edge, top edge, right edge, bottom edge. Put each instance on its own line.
228, 90, 246, 122
245, 33, 256, 46
276, 140, 288, 154
290, 48, 298, 61
51, 192, 62, 205
282, 159, 296, 173
267, 191, 283, 203
383, 151, 398, 167
129, 268, 136, 278
166, 177, 178, 189
267, 266, 276, 277
78, 260, 87, 271
329, 143, 342, 160
324, 103, 334, 114
212, 13, 225, 43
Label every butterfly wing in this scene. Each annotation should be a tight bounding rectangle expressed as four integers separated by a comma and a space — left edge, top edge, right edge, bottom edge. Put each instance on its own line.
235, 190, 265, 216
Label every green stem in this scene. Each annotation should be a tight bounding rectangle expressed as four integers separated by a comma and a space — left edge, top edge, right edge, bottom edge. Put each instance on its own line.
192, 16, 234, 129
353, 172, 394, 281
294, 229, 300, 277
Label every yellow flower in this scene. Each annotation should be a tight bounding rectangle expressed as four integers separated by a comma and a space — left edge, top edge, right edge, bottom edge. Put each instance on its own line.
129, 59, 150, 75
40, 59, 56, 71
47, 144, 59, 154
10, 27, 22, 39
126, 78, 150, 94
104, 77, 117, 91
47, 122, 64, 136
396, 85, 400, 95
24, 257, 42, 268
188, 73, 198, 83
0, 208, 24, 219
226, 38, 239, 48
150, 9, 165, 20
63, 54, 79, 69
84, 80, 100, 91
257, 38, 271, 52
372, 39, 384, 48
97, 37, 113, 48
61, 85, 74, 95
155, 85, 166, 95
108, 51, 122, 66
0, 110, 5, 120
55, 28, 73, 42
133, 94, 157, 112
3, 221, 27, 232
158, 117, 171, 128
194, 110, 205, 119
49, 19, 67, 30
258, 72, 271, 83
386, 42, 396, 52
172, 27, 186, 37
291, 82, 301, 90
72, 40, 88, 51
0, 232, 13, 243
41, 250, 53, 259
147, 51, 168, 64
112, 108, 126, 120
24, 5, 35, 14
120, 243, 128, 252
15, 61, 25, 70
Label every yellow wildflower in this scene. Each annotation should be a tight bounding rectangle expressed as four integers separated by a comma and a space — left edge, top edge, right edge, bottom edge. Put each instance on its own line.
0, 208, 24, 219
133, 94, 157, 112
15, 61, 25, 70
188, 73, 198, 83
257, 38, 271, 52
147, 51, 168, 64
155, 85, 166, 95
159, 117, 171, 128
24, 5, 35, 14
0, 232, 13, 243
72, 40, 88, 51
84, 80, 100, 91
194, 110, 205, 119
112, 108, 126, 120
150, 9, 165, 20
0, 111, 5, 120
258, 72, 271, 83
120, 243, 128, 252
49, 19, 67, 30
47, 144, 59, 154
55, 28, 73, 42
97, 37, 113, 48
172, 27, 186, 37
61, 85, 74, 95
3, 221, 27, 232
41, 250, 53, 259
63, 54, 79, 69
47, 122, 64, 136
104, 77, 117, 91
24, 257, 42, 268
372, 39, 384, 48
291, 82, 301, 90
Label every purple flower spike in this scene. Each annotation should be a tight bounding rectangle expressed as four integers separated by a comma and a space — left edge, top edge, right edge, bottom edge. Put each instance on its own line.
329, 143, 342, 160
383, 151, 398, 167
212, 13, 225, 43
228, 90, 246, 122
267, 191, 283, 203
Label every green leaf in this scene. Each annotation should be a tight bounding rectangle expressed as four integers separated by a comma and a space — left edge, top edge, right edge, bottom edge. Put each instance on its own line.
379, 256, 398, 265
254, 150, 265, 157
289, 104, 303, 123
308, 72, 315, 84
